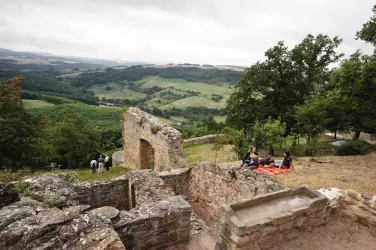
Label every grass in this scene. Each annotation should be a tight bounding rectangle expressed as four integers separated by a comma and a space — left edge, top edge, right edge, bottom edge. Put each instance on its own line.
73, 166, 129, 182
22, 99, 55, 109
159, 96, 226, 109
272, 153, 376, 194
90, 82, 147, 100
214, 116, 227, 123
170, 116, 188, 122
138, 76, 183, 88
0, 166, 129, 183
184, 143, 237, 164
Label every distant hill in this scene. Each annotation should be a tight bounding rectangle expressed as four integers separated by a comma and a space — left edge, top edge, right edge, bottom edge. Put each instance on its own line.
0, 48, 147, 70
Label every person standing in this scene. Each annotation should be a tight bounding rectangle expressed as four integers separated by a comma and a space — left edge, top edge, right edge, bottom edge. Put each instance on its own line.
90, 158, 97, 174
98, 155, 104, 175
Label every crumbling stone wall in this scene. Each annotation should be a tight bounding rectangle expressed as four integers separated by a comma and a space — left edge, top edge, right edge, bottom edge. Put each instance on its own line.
122, 107, 188, 172
183, 134, 223, 147
188, 162, 288, 220
116, 170, 192, 249
159, 168, 191, 197
74, 176, 130, 210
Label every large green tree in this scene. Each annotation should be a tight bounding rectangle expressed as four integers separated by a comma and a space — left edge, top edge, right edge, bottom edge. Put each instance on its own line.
356, 5, 376, 46
227, 34, 342, 133
329, 52, 376, 139
52, 108, 99, 168
0, 76, 39, 169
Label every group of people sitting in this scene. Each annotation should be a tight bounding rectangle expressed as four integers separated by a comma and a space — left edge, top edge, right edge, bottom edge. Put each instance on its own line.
239, 145, 292, 170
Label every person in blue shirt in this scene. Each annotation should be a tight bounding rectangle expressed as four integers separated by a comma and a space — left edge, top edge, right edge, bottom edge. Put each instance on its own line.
278, 151, 292, 169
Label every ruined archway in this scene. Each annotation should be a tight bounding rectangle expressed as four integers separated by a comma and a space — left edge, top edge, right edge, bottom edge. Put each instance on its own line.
139, 139, 154, 169
121, 107, 188, 172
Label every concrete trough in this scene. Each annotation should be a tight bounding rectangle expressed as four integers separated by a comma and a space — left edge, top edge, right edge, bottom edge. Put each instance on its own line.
216, 186, 329, 250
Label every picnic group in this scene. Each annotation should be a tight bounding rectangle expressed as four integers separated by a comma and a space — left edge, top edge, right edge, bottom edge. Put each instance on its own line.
90, 155, 111, 175
239, 145, 292, 170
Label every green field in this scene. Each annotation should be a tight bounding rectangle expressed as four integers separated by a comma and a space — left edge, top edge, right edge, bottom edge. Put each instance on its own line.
159, 96, 226, 109
138, 76, 183, 88
214, 116, 227, 123
89, 82, 147, 100
22, 100, 56, 109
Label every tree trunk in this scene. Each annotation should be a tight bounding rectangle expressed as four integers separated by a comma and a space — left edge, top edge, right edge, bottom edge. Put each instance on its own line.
334, 131, 337, 139
214, 150, 218, 163
353, 129, 361, 140
307, 135, 311, 144
269, 148, 275, 156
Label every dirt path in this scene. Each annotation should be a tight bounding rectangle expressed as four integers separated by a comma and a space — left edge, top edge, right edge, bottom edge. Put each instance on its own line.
272, 216, 376, 250
272, 153, 376, 194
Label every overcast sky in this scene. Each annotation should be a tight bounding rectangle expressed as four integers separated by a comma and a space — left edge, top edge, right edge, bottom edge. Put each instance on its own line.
0, 0, 374, 65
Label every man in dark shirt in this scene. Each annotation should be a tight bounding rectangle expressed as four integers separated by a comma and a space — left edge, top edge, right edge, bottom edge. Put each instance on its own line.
259, 155, 275, 167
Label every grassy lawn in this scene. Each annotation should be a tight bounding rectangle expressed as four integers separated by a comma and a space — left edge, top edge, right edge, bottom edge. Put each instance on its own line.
22, 99, 56, 109
89, 82, 147, 100
184, 144, 237, 164
73, 166, 129, 182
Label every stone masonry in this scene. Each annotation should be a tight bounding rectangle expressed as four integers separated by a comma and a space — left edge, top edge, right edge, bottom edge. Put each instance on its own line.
188, 162, 288, 221
122, 107, 188, 172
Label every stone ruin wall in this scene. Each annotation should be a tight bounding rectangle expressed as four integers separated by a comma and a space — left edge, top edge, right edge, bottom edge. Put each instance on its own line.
188, 162, 289, 221
159, 167, 191, 197
122, 107, 188, 172
74, 176, 130, 210
183, 134, 222, 147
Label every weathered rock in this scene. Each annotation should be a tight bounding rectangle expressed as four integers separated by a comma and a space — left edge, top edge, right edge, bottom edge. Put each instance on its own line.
21, 174, 79, 207
91, 206, 119, 220
0, 202, 125, 250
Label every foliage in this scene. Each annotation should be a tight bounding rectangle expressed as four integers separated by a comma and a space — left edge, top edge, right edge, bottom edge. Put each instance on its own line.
211, 135, 226, 163
51, 108, 99, 168
294, 97, 327, 143
335, 140, 370, 156
222, 127, 251, 160
71, 66, 243, 89
356, 5, 376, 46
0, 76, 42, 169
328, 52, 376, 138
250, 117, 286, 154
13, 182, 29, 195
150, 125, 162, 134
226, 34, 343, 133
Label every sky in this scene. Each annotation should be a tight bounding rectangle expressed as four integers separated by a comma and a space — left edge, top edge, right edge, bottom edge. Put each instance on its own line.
0, 0, 374, 66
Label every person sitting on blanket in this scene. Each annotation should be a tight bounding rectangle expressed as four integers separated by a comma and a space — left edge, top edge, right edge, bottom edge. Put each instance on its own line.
239, 145, 257, 169
277, 151, 292, 169
259, 155, 275, 167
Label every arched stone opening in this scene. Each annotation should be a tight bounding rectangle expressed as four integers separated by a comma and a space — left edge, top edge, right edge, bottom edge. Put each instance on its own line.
139, 139, 155, 169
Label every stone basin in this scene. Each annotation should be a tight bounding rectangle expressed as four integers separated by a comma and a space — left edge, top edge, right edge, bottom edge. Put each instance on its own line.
216, 186, 329, 250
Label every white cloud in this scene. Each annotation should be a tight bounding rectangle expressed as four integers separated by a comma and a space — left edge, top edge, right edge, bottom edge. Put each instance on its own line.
0, 0, 374, 65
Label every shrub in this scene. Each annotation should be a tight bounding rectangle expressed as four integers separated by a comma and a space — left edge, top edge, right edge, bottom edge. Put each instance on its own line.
13, 182, 29, 194
150, 125, 162, 134
336, 140, 370, 156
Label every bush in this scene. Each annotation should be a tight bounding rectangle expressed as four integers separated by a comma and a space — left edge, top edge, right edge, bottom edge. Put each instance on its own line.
336, 140, 370, 156
150, 125, 162, 134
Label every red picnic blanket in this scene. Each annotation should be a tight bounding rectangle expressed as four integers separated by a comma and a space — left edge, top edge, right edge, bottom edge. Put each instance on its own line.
254, 165, 294, 176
